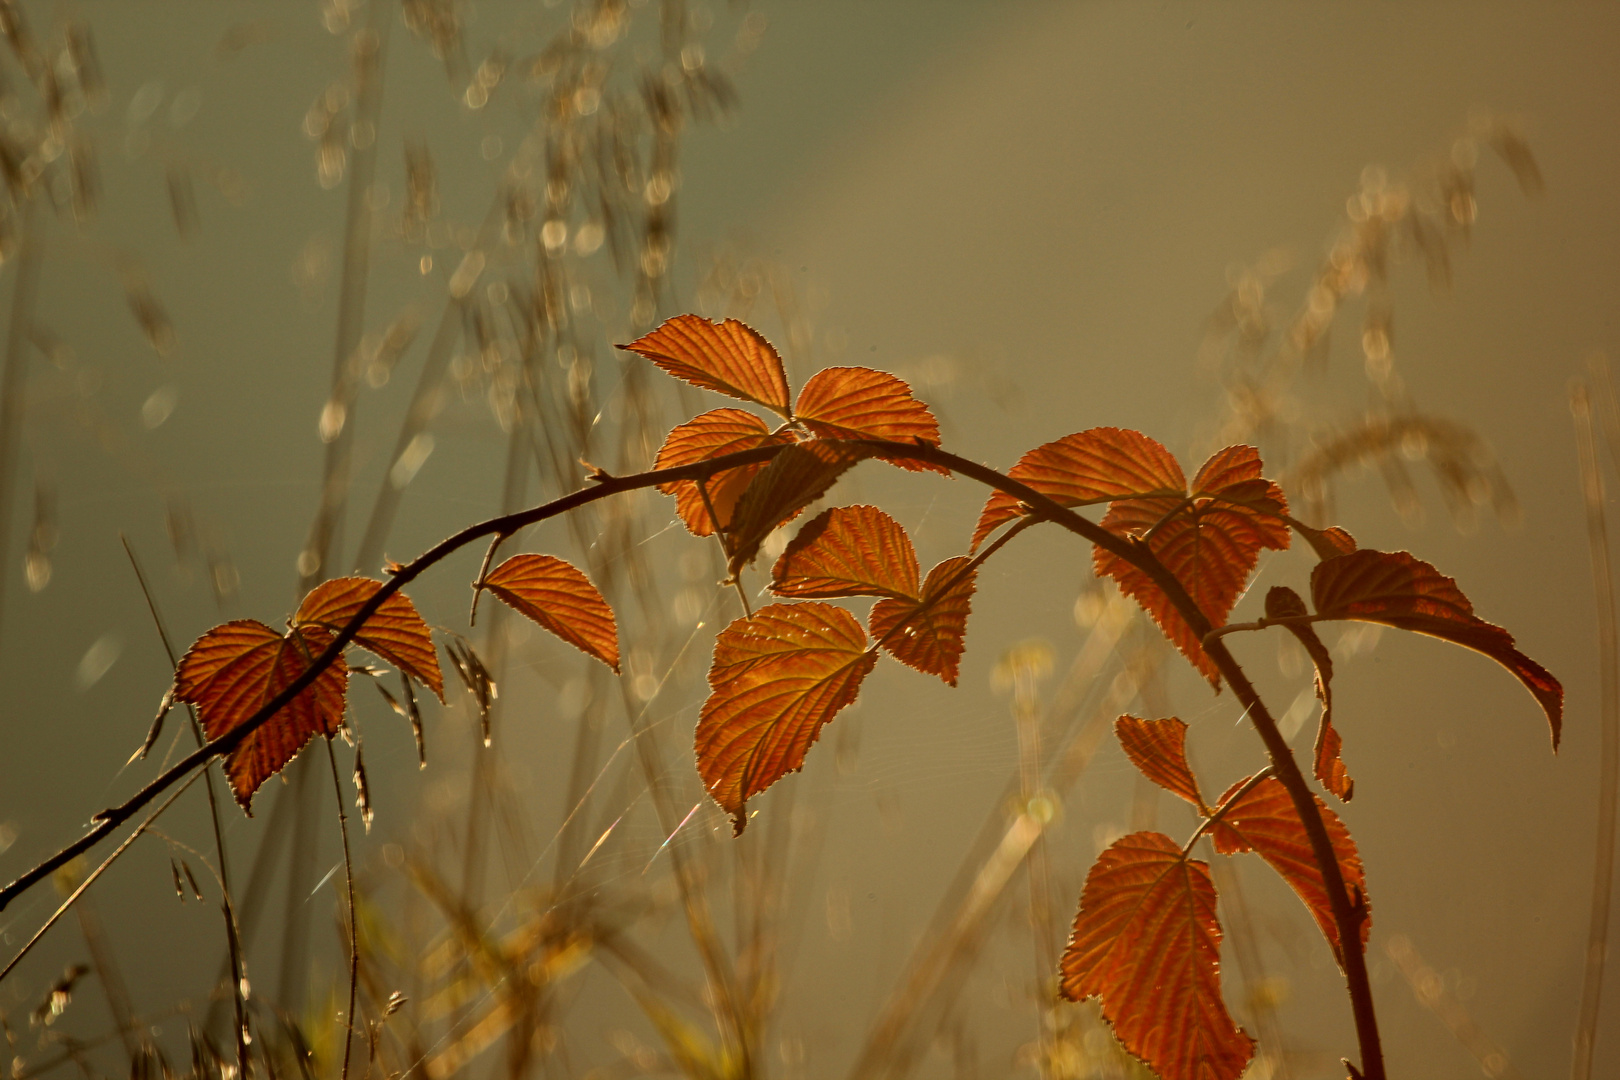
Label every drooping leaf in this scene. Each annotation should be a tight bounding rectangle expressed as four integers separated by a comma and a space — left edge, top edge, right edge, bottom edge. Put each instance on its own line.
1265, 585, 1351, 800
970, 427, 1186, 551
619, 314, 792, 415
770, 504, 920, 600
481, 554, 620, 673
1060, 832, 1254, 1080
652, 408, 794, 537
1311, 548, 1563, 747
725, 441, 868, 577
294, 577, 444, 700
1290, 519, 1358, 561
1094, 444, 1291, 686
174, 620, 349, 811
793, 366, 948, 475
1210, 776, 1369, 961
869, 556, 977, 686
696, 602, 876, 834
1114, 716, 1206, 811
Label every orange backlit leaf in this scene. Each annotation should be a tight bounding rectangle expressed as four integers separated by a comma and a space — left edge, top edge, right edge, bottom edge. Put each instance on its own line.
793, 366, 948, 475
770, 504, 920, 600
725, 441, 868, 576
1210, 776, 1369, 961
619, 314, 791, 415
294, 577, 443, 700
1114, 716, 1205, 811
481, 554, 620, 673
175, 620, 348, 811
1311, 548, 1563, 747
1265, 585, 1351, 800
1095, 444, 1291, 686
869, 556, 977, 686
1060, 832, 1254, 1080
653, 408, 794, 538
696, 602, 876, 834
1291, 520, 1358, 561
971, 427, 1185, 551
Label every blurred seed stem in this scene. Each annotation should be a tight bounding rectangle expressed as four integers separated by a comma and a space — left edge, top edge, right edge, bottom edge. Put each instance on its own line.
1570, 377, 1618, 1080
0, 207, 40, 645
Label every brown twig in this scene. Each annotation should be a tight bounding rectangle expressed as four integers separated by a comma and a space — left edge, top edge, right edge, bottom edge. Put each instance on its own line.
0, 438, 1388, 1079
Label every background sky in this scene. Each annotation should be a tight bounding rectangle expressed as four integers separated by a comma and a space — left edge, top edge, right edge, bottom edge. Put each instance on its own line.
1, 3, 1618, 1079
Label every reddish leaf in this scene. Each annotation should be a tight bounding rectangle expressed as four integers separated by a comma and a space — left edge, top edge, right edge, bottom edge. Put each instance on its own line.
1060, 832, 1254, 1080
696, 602, 876, 833
1265, 585, 1351, 800
770, 504, 920, 600
869, 556, 977, 686
652, 408, 794, 538
1210, 776, 1369, 960
725, 441, 868, 576
481, 554, 620, 673
295, 577, 444, 700
175, 620, 349, 811
1315, 715, 1354, 803
971, 427, 1186, 551
1095, 445, 1291, 686
1311, 548, 1563, 747
619, 314, 791, 415
793, 366, 948, 475
1114, 716, 1205, 811
1291, 520, 1358, 560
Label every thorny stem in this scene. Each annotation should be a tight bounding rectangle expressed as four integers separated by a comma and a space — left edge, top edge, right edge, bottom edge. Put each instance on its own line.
324, 738, 360, 1080
121, 537, 249, 1077
0, 439, 1387, 1079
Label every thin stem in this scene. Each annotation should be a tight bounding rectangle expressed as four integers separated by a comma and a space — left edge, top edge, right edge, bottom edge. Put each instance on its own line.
1571, 383, 1617, 1080
467, 531, 507, 627
0, 205, 41, 645
1181, 767, 1274, 856
325, 738, 360, 1080
1203, 614, 1324, 642
0, 771, 203, 982
120, 536, 249, 1074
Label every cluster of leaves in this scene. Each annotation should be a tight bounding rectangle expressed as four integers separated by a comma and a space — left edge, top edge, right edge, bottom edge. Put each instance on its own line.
120, 314, 1563, 1080
168, 563, 618, 811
